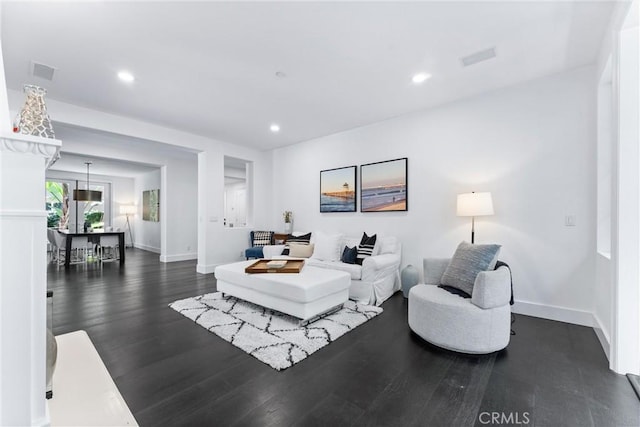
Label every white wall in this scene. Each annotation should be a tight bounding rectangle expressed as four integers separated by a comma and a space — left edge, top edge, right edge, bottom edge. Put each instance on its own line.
273, 66, 597, 325
134, 169, 161, 253
161, 156, 198, 261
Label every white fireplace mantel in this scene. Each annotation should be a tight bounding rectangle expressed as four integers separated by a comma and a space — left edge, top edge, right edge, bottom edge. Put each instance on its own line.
0, 131, 61, 427
0, 132, 61, 168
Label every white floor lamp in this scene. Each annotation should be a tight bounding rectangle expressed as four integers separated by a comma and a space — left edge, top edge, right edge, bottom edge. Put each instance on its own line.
457, 192, 494, 244
120, 205, 136, 249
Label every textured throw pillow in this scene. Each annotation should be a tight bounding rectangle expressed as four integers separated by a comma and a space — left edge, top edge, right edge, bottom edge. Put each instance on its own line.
440, 241, 502, 296
311, 231, 343, 261
341, 246, 358, 264
356, 232, 377, 265
288, 243, 314, 258
252, 231, 272, 247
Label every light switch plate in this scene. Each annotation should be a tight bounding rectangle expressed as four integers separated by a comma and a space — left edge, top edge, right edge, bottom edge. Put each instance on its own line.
565, 215, 576, 226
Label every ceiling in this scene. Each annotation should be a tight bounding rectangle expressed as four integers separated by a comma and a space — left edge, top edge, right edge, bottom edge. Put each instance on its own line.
48, 122, 197, 177
1, 1, 616, 151
50, 152, 159, 178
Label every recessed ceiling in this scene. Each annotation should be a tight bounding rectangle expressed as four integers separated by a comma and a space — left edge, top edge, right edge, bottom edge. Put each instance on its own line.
1, 1, 616, 150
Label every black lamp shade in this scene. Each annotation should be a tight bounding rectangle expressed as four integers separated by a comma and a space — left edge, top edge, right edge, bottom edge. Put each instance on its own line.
73, 189, 102, 202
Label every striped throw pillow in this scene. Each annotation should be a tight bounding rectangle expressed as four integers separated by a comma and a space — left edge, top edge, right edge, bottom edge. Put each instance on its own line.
283, 232, 312, 256
286, 232, 312, 245
356, 232, 377, 265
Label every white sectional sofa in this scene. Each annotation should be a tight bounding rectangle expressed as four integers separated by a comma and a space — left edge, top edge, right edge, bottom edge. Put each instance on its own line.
263, 233, 402, 306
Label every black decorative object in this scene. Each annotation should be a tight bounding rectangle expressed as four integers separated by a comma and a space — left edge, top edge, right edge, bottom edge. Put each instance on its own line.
46, 290, 56, 399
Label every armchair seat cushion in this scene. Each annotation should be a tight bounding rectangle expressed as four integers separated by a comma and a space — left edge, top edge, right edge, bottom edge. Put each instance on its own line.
409, 284, 510, 354
245, 246, 264, 259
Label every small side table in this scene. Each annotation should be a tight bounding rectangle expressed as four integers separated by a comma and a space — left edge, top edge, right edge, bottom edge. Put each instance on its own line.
273, 233, 289, 244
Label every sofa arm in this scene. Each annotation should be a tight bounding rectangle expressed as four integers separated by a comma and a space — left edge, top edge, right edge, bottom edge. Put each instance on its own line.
362, 253, 401, 281
471, 266, 511, 309
423, 258, 450, 286
363, 253, 400, 270
262, 245, 286, 259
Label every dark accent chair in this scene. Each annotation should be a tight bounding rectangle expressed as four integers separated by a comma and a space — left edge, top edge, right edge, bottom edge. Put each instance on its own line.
245, 231, 275, 259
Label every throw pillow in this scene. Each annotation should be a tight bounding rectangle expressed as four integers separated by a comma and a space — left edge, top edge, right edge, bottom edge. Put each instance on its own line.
341, 246, 358, 264
252, 231, 272, 247
356, 232, 377, 265
440, 241, 502, 296
286, 232, 312, 245
289, 243, 314, 258
283, 232, 312, 256
311, 231, 343, 261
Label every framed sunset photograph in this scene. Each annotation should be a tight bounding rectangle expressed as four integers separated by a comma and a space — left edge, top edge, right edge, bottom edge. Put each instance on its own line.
360, 158, 408, 212
320, 166, 357, 212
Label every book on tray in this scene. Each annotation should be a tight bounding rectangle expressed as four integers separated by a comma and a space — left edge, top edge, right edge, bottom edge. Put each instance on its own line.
265, 260, 287, 269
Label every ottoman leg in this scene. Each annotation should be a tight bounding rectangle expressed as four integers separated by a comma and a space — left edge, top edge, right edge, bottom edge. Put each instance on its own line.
298, 303, 343, 327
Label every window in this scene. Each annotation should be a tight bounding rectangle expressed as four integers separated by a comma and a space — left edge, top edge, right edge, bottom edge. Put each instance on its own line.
45, 181, 70, 228
45, 178, 111, 232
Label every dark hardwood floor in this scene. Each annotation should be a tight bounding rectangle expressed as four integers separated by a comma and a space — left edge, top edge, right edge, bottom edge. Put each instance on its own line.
48, 249, 640, 426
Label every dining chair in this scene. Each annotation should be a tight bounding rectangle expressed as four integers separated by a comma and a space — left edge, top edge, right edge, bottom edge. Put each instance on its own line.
47, 229, 58, 263
98, 235, 120, 262
53, 231, 89, 266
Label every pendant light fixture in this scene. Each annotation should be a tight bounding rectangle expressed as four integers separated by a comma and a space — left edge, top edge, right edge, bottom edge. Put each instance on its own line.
73, 162, 102, 202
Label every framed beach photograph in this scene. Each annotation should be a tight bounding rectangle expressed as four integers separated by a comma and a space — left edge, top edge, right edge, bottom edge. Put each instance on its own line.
320, 166, 357, 212
360, 158, 408, 212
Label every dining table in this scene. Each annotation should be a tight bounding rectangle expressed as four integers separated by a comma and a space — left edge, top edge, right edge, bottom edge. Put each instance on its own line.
59, 230, 125, 269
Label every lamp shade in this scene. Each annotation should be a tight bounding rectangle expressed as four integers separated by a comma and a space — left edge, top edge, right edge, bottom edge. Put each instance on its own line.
120, 205, 137, 215
73, 189, 102, 202
457, 192, 494, 217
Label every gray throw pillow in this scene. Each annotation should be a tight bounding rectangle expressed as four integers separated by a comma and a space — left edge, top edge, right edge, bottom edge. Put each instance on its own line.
441, 242, 502, 296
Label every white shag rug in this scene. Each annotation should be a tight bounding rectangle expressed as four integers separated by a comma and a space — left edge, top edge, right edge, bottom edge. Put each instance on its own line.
169, 292, 382, 370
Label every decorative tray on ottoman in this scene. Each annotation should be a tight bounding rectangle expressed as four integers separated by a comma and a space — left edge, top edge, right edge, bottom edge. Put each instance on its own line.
245, 259, 305, 274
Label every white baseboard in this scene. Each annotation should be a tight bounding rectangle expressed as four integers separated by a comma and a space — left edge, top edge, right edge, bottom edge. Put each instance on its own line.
33, 415, 49, 427
133, 243, 160, 254
512, 300, 593, 327
592, 314, 611, 360
196, 264, 218, 274
160, 253, 197, 263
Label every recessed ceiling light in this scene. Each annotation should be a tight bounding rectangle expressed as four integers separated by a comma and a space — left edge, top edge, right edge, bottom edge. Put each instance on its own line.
270, 124, 280, 133
117, 71, 135, 82
412, 72, 431, 84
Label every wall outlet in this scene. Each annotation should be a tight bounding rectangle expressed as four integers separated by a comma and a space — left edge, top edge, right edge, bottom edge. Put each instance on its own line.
565, 215, 576, 226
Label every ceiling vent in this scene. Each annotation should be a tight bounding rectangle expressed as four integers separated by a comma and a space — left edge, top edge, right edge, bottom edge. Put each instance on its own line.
460, 47, 496, 67
31, 61, 56, 81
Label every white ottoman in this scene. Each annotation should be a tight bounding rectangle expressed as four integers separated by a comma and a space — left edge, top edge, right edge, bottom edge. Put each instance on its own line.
215, 260, 351, 324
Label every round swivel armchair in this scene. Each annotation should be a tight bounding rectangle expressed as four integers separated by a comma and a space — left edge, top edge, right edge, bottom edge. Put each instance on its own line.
408, 257, 512, 354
